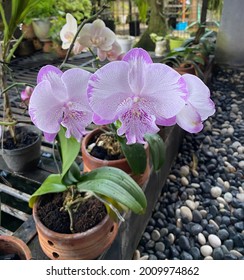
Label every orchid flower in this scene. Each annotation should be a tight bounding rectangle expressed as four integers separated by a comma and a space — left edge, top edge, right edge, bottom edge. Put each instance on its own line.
98, 41, 122, 62
29, 65, 93, 142
21, 86, 33, 104
87, 48, 188, 144
60, 13, 78, 50
177, 74, 215, 132
159, 74, 215, 133
77, 19, 117, 61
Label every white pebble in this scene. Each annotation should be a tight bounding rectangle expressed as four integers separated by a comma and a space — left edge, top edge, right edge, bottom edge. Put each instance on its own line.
237, 146, 244, 154
200, 245, 213, 257
209, 219, 219, 230
168, 233, 175, 244
181, 176, 189, 186
180, 165, 190, 177
204, 256, 213, 260
238, 160, 244, 169
230, 250, 243, 258
224, 192, 233, 203
208, 234, 221, 248
191, 170, 199, 177
211, 186, 222, 198
200, 210, 208, 218
180, 206, 193, 221
236, 193, 244, 202
185, 200, 196, 210
198, 233, 206, 245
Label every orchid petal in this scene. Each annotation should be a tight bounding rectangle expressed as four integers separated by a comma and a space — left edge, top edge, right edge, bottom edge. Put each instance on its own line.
106, 41, 122, 61
61, 105, 93, 142
88, 61, 133, 123
37, 65, 63, 84
122, 48, 152, 94
29, 80, 64, 134
43, 132, 57, 142
36, 66, 66, 101
61, 68, 91, 107
176, 102, 203, 133
60, 13, 77, 49
182, 74, 215, 120
156, 116, 177, 126
139, 63, 187, 120
117, 107, 160, 144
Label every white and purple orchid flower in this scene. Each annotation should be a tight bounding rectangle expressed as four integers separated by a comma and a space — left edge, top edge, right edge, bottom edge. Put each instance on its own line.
160, 74, 216, 133
88, 48, 215, 144
28, 65, 93, 142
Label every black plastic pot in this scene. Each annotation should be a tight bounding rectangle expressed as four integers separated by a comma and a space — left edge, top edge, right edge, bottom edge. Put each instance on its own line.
103, 19, 116, 32
1, 125, 42, 172
129, 20, 140, 36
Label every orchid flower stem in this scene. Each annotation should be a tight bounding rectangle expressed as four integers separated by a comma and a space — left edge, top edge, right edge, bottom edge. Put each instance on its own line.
0, 120, 17, 126
61, 63, 96, 73
0, 82, 34, 96
52, 141, 61, 175
59, 4, 109, 69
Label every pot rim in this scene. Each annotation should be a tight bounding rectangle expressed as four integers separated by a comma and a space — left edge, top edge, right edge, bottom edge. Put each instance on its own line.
82, 128, 149, 164
1, 125, 42, 153
33, 196, 116, 240
0, 235, 32, 260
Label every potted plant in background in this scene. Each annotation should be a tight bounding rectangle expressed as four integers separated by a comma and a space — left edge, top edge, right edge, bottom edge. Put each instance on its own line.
0, 0, 42, 172
150, 32, 167, 57
24, 0, 57, 52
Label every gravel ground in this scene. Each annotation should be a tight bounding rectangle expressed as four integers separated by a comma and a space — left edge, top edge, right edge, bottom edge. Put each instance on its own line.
137, 67, 244, 260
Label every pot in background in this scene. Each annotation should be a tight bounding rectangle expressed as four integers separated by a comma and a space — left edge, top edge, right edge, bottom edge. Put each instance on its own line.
1, 125, 42, 173
0, 235, 32, 260
116, 35, 135, 53
81, 128, 150, 187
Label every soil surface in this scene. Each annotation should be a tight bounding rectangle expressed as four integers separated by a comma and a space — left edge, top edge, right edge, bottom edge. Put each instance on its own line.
88, 132, 124, 160
3, 127, 39, 150
38, 192, 107, 234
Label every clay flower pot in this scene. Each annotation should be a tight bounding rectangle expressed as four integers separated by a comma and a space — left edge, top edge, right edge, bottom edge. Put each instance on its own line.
0, 235, 32, 260
174, 64, 196, 75
81, 128, 151, 187
33, 198, 118, 260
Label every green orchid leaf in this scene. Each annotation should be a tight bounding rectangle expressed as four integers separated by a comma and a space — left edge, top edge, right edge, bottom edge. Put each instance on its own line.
144, 134, 165, 171
118, 137, 147, 175
78, 167, 147, 214
62, 161, 81, 185
57, 127, 80, 178
29, 174, 66, 208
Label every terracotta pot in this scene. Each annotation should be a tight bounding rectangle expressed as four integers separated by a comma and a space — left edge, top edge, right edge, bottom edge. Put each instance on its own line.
81, 128, 151, 187
0, 235, 32, 260
174, 64, 196, 75
33, 198, 118, 260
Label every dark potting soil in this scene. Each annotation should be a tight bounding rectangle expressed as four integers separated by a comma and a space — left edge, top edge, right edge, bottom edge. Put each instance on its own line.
88, 133, 124, 160
3, 127, 39, 150
38, 192, 107, 234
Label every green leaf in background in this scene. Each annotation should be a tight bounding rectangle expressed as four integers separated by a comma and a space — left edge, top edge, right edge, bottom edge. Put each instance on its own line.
57, 127, 80, 178
144, 133, 165, 171
29, 174, 66, 208
78, 166, 147, 215
118, 136, 147, 175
